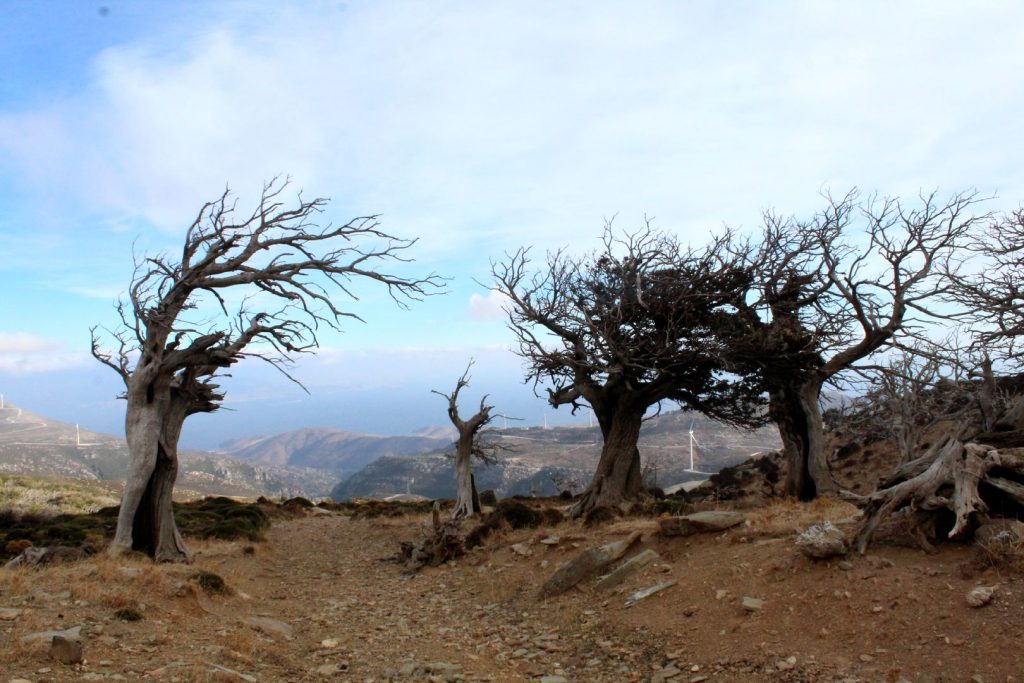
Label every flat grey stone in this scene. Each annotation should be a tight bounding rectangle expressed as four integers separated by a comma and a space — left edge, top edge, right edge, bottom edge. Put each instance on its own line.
243, 616, 293, 639
660, 511, 745, 537
595, 549, 661, 591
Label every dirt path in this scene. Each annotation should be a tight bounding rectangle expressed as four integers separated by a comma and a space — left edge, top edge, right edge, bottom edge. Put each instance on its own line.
2, 504, 1024, 682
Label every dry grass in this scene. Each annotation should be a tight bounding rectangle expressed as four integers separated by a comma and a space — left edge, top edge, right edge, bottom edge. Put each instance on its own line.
739, 496, 860, 539
0, 474, 119, 515
977, 532, 1024, 573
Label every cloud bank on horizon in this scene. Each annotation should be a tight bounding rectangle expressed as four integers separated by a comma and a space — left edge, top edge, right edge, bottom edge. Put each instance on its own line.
2, 1, 1023, 443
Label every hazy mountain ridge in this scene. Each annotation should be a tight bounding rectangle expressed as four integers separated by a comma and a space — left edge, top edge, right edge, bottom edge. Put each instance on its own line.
217, 427, 451, 475
0, 405, 334, 498
331, 410, 781, 501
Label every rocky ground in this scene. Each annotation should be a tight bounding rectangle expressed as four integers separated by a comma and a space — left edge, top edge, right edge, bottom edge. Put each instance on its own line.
1, 498, 1023, 682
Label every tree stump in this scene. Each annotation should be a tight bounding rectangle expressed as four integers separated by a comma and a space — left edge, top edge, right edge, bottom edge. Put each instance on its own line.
850, 438, 1024, 553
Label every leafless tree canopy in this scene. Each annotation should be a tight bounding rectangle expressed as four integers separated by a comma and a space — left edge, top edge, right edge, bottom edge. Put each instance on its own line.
493, 224, 764, 515
92, 178, 443, 560
728, 189, 983, 499
947, 209, 1024, 363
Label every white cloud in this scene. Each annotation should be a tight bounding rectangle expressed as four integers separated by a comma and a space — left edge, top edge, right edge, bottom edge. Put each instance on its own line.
467, 290, 511, 321
4, 0, 1024, 256
0, 332, 89, 374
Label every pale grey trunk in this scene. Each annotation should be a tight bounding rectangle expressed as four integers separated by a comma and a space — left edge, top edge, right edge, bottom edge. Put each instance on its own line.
451, 434, 479, 520
111, 376, 190, 562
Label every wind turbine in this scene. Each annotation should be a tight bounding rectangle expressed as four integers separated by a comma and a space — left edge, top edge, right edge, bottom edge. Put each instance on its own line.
687, 419, 698, 472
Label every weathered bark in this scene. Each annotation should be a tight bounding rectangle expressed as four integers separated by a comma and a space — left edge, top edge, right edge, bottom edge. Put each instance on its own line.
452, 435, 481, 520
570, 404, 644, 517
851, 439, 1024, 554
771, 379, 836, 500
434, 363, 497, 521
111, 376, 191, 562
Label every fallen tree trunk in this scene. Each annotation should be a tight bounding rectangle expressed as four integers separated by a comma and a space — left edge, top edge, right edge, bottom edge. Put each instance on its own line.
851, 438, 1024, 554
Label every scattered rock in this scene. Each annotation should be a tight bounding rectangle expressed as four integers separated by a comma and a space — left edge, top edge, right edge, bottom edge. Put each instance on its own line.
425, 661, 461, 674
741, 596, 764, 612
966, 585, 996, 608
660, 511, 745, 537
207, 663, 257, 681
595, 548, 661, 591
837, 560, 855, 571
22, 625, 84, 644
0, 608, 22, 620
538, 531, 642, 598
510, 543, 532, 557
539, 536, 560, 545
243, 616, 294, 639
795, 521, 848, 559
624, 580, 677, 607
50, 635, 83, 665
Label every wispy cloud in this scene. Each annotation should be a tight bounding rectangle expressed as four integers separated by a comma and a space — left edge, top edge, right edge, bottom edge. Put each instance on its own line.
0, 332, 89, 374
4, 1, 1023, 253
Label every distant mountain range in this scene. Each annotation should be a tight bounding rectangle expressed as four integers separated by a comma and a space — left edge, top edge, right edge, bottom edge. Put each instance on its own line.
0, 401, 780, 503
217, 428, 451, 476
0, 404, 335, 498
329, 410, 781, 501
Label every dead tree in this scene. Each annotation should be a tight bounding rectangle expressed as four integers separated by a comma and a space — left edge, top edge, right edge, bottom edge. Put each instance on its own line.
493, 225, 764, 517
850, 438, 1024, 554
845, 341, 975, 465
731, 190, 982, 499
946, 209, 1024, 362
91, 178, 442, 561
432, 362, 503, 519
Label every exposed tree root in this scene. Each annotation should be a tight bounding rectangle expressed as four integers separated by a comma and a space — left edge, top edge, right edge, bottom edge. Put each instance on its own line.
850, 438, 1024, 554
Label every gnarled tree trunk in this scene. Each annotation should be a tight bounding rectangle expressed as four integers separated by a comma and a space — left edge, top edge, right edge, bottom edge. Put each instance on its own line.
111, 378, 191, 562
771, 379, 836, 500
850, 439, 1024, 554
570, 404, 643, 517
452, 433, 481, 519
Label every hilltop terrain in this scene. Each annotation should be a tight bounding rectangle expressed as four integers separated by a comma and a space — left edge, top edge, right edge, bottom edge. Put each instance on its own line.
1, 498, 1020, 681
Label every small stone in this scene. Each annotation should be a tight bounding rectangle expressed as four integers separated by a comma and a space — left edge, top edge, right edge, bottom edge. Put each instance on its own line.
539, 677, 568, 683
966, 585, 996, 608
741, 597, 763, 612
50, 635, 83, 665
243, 616, 293, 639
795, 522, 848, 559
837, 560, 854, 571
0, 608, 21, 620
118, 567, 143, 578
539, 536, 560, 545
320, 638, 339, 649
859, 654, 874, 662
510, 543, 532, 557
425, 662, 460, 674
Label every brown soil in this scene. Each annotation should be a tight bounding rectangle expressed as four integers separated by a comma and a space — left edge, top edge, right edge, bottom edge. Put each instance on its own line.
2, 500, 1023, 682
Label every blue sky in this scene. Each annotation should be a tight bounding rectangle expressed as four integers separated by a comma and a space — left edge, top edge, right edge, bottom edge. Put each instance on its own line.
2, 1, 1024, 448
